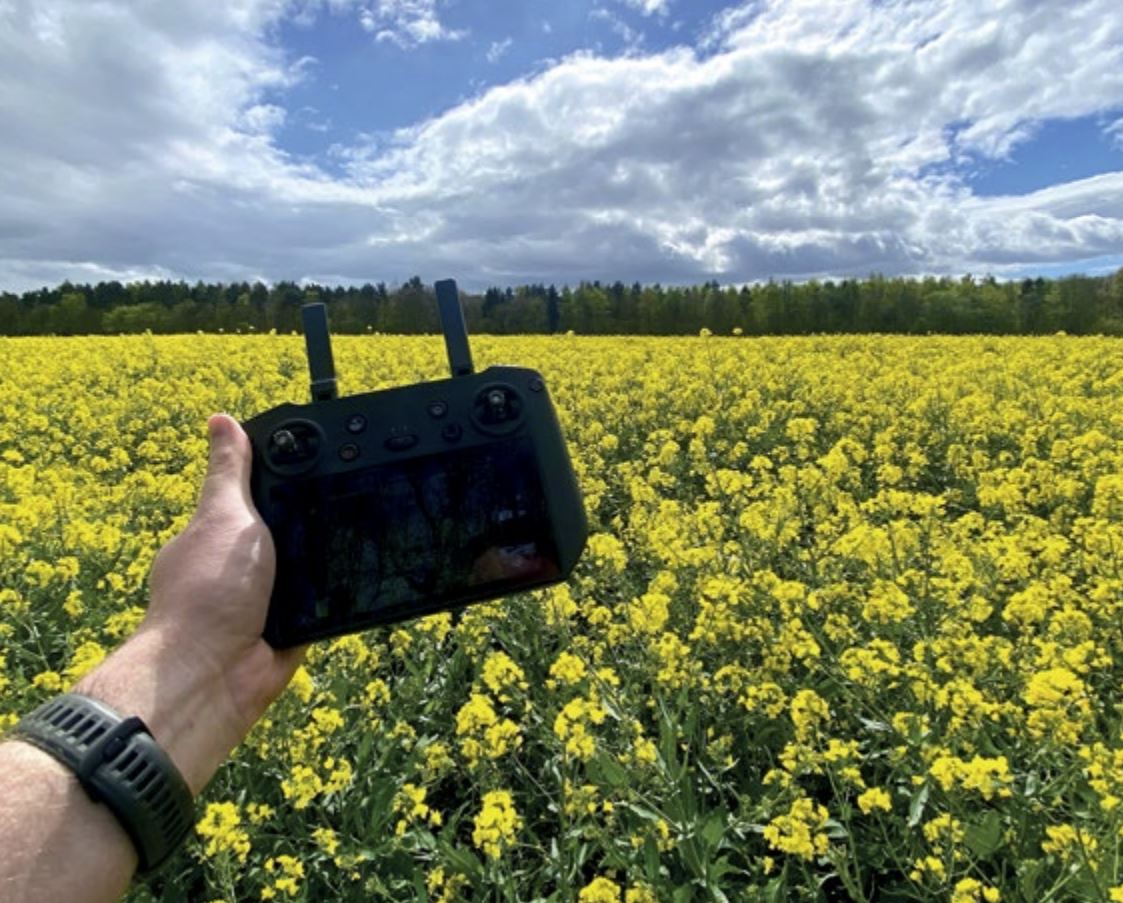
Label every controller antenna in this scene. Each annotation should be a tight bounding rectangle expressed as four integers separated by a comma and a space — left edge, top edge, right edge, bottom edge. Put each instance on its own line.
301, 303, 338, 402
435, 279, 474, 378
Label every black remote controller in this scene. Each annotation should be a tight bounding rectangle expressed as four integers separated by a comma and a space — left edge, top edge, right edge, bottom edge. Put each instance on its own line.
243, 279, 588, 648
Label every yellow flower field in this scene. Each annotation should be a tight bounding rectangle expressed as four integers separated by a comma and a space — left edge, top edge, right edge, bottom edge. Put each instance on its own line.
3, 333, 1123, 901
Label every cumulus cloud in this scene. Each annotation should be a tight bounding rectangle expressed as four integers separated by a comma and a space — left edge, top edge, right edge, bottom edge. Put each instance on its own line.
329, 0, 1123, 282
356, 0, 465, 47
0, 0, 1121, 292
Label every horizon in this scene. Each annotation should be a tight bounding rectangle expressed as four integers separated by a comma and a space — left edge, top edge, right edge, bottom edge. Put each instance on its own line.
8, 268, 1121, 297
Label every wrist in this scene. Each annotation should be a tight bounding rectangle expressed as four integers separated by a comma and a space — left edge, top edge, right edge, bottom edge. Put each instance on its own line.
73, 625, 244, 796
11, 692, 195, 872
0, 739, 139, 897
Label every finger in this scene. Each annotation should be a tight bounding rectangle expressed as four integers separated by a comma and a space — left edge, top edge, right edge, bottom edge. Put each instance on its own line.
198, 413, 254, 514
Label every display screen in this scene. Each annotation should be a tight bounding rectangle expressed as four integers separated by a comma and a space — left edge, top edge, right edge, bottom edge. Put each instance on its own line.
266, 436, 560, 636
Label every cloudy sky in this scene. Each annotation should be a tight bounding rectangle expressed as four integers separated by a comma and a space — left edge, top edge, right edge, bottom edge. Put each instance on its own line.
1, 0, 1121, 292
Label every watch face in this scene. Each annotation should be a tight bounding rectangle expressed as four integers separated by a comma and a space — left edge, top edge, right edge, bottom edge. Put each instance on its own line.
265, 435, 561, 638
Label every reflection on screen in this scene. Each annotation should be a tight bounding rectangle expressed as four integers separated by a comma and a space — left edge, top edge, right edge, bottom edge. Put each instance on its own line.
266, 436, 560, 634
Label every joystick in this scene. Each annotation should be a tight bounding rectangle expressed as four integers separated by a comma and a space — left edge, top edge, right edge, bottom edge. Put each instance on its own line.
263, 420, 323, 474
473, 384, 523, 432
243, 279, 588, 647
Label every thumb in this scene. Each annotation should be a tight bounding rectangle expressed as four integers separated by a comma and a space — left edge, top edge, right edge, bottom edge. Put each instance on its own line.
198, 413, 254, 514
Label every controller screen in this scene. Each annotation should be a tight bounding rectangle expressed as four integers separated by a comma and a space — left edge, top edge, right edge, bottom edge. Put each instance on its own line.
266, 436, 561, 632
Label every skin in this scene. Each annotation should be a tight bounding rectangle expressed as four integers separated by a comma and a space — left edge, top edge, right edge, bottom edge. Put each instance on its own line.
0, 414, 306, 903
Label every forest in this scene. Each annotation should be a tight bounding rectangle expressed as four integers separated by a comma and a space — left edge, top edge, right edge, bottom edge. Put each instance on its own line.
2, 270, 1123, 336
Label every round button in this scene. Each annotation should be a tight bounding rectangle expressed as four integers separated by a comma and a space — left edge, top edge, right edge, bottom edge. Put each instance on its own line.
339, 443, 360, 462
346, 414, 367, 434
529, 377, 544, 393
427, 400, 448, 418
442, 423, 463, 442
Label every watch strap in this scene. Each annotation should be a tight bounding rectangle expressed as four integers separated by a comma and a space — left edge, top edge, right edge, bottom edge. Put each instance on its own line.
13, 693, 194, 872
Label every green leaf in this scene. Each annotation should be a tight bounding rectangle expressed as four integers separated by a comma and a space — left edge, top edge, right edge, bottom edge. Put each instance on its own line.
669, 772, 699, 825
679, 834, 705, 879
824, 817, 850, 840
439, 844, 485, 882
763, 874, 785, 903
907, 783, 929, 828
589, 754, 631, 789
575, 841, 591, 872
683, 692, 700, 739
1066, 869, 1104, 902
644, 836, 661, 883
701, 812, 726, 849
1018, 859, 1044, 901
659, 708, 682, 776
412, 869, 429, 902
621, 801, 664, 824
965, 810, 1004, 859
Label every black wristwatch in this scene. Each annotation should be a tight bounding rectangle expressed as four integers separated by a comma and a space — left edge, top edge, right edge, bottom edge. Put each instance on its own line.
11, 693, 195, 872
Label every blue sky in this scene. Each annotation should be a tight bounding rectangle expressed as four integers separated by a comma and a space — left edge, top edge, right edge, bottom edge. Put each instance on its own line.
272, 1, 734, 161
0, 0, 1121, 291
935, 115, 1123, 197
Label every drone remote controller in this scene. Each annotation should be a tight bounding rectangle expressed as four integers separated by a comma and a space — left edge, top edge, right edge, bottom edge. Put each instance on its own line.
243, 279, 588, 647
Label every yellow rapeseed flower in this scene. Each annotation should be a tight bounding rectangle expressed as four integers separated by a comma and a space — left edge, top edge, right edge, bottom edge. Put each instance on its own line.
472, 790, 521, 860
195, 801, 250, 864
579, 877, 622, 902
857, 787, 892, 814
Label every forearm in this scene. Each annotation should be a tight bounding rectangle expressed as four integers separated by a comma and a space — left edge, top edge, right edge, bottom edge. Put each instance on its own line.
70, 623, 250, 797
0, 740, 137, 903
0, 624, 253, 901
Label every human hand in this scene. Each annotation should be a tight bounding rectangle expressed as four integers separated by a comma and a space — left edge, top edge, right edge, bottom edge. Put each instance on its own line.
75, 414, 307, 795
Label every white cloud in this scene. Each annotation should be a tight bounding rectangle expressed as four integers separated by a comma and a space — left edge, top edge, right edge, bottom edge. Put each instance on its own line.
486, 37, 512, 64
616, 0, 671, 16
328, 0, 1123, 282
1107, 117, 1123, 150
357, 0, 465, 47
0, 259, 179, 291
240, 103, 287, 135
287, 0, 466, 44
590, 8, 645, 51
0, 0, 1121, 292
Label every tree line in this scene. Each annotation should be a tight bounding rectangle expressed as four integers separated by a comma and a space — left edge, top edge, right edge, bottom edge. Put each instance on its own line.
3, 270, 1123, 336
